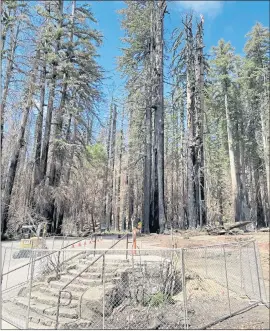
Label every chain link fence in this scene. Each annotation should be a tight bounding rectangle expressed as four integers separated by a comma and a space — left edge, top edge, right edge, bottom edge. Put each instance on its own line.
1, 239, 268, 329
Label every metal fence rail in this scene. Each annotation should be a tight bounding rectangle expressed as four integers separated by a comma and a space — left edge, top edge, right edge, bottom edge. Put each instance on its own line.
1, 239, 268, 330
1, 235, 95, 293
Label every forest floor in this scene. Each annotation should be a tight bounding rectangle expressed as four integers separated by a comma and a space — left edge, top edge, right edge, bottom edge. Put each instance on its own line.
138, 230, 269, 330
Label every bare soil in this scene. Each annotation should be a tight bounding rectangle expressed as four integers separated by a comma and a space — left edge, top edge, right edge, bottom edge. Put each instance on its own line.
138, 231, 269, 329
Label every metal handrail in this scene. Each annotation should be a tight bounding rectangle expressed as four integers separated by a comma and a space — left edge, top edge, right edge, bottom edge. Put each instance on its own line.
55, 233, 129, 329
2, 235, 94, 277
62, 234, 128, 291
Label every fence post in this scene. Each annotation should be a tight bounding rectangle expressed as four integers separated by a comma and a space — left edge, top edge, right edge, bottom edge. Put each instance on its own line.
2, 247, 6, 273
5, 241, 14, 289
246, 245, 255, 295
255, 241, 269, 307
223, 246, 231, 316
62, 236, 65, 262
27, 241, 34, 282
94, 235, 97, 257
56, 250, 61, 278
181, 249, 188, 330
253, 241, 263, 303
239, 245, 243, 290
125, 234, 129, 260
1, 248, 7, 288
102, 254, 106, 330
52, 236, 55, 250
204, 247, 207, 277
26, 251, 35, 329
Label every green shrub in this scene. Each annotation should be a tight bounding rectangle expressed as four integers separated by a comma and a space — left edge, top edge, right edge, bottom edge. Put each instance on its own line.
144, 292, 174, 307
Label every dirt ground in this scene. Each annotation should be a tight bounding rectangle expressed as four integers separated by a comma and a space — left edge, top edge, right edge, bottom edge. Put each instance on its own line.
139, 231, 270, 330
139, 231, 269, 281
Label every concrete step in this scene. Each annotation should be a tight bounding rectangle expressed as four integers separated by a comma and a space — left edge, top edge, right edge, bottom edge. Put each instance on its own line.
12, 296, 78, 319
2, 300, 74, 329
67, 270, 102, 279
49, 280, 89, 292
38, 286, 84, 300
77, 257, 131, 265
72, 261, 146, 274
67, 269, 123, 279
60, 274, 121, 287
30, 291, 78, 308
71, 264, 122, 273
2, 301, 28, 329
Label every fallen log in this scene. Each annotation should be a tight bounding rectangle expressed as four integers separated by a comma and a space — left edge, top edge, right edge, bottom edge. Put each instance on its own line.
258, 227, 269, 232
206, 221, 252, 235
224, 221, 252, 231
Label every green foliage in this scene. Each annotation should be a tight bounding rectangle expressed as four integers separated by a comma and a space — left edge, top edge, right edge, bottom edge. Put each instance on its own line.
210, 39, 236, 89
86, 143, 107, 163
117, 1, 152, 77
143, 292, 174, 307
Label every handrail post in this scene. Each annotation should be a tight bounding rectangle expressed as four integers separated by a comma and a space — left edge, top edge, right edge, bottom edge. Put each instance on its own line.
55, 290, 61, 329
126, 234, 129, 260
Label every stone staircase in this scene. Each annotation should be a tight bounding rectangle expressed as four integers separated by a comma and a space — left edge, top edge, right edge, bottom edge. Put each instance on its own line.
2, 252, 157, 329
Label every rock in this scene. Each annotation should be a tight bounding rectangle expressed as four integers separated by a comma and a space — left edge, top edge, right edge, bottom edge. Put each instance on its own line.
47, 275, 60, 283
149, 317, 161, 329
163, 229, 171, 235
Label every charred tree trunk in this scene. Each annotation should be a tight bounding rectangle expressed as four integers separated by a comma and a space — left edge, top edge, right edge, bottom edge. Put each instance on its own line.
105, 104, 117, 230
1, 50, 40, 236
155, 0, 166, 233
185, 15, 197, 228
195, 18, 206, 227
115, 108, 124, 232
40, 1, 63, 180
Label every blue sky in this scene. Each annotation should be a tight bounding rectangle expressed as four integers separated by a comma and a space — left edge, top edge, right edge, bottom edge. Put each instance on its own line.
87, 0, 269, 102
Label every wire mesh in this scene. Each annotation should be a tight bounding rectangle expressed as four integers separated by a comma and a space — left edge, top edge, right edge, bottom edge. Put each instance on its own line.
1, 240, 267, 330
72, 249, 185, 330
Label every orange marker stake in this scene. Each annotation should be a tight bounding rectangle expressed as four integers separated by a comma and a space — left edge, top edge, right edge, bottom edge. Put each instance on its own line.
132, 228, 137, 255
